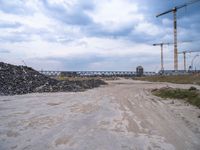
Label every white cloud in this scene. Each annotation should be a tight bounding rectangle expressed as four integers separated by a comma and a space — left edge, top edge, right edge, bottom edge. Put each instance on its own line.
134, 22, 163, 36
162, 18, 172, 26
87, 0, 144, 31
0, 37, 155, 57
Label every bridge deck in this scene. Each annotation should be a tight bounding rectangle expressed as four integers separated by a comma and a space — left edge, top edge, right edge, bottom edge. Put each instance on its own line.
39, 71, 156, 76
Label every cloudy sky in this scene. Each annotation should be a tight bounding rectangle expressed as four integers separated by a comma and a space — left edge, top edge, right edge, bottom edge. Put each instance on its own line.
0, 0, 200, 71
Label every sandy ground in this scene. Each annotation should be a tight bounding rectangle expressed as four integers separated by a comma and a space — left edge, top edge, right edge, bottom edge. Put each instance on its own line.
0, 79, 200, 150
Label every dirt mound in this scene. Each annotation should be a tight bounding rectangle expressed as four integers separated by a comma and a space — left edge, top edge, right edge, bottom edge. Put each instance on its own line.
0, 62, 106, 95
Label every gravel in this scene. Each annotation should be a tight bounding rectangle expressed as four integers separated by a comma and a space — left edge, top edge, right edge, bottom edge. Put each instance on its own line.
0, 62, 106, 95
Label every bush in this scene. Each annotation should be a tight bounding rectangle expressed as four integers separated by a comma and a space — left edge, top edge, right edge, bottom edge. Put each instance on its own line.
189, 86, 197, 91
152, 87, 200, 108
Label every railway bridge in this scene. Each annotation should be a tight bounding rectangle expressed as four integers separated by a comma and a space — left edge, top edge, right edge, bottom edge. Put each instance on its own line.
39, 70, 156, 77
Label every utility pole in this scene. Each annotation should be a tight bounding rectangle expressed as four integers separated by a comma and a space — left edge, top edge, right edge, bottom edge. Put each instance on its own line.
153, 42, 172, 71
156, 0, 200, 71
178, 50, 200, 71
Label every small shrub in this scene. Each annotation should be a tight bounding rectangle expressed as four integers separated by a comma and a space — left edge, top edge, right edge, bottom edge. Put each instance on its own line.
152, 87, 200, 108
189, 86, 197, 91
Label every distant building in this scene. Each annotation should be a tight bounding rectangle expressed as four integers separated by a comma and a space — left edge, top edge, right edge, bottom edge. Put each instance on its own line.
136, 66, 144, 76
60, 71, 77, 77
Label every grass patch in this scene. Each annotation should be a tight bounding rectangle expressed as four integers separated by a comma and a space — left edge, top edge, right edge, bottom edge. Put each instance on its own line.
134, 75, 200, 85
152, 87, 200, 108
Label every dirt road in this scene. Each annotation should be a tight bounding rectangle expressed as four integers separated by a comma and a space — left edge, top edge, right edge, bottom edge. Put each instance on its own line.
0, 79, 200, 150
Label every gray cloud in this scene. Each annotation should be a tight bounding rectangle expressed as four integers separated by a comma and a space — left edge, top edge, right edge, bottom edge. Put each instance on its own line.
0, 49, 10, 53
40, 0, 94, 26
0, 21, 22, 28
0, 35, 29, 43
0, 0, 34, 15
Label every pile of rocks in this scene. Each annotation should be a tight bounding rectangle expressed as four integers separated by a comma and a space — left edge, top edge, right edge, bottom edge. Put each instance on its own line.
0, 62, 106, 95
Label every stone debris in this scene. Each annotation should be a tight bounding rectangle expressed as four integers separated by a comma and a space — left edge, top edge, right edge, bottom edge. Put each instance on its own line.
0, 62, 106, 95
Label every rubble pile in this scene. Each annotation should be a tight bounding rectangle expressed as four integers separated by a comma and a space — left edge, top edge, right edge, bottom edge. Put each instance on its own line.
0, 62, 106, 95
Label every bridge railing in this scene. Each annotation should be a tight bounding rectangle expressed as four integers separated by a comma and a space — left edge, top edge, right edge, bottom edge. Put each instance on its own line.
39, 70, 157, 77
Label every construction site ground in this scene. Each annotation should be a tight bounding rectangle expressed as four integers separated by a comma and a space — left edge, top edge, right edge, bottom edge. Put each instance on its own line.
0, 79, 200, 150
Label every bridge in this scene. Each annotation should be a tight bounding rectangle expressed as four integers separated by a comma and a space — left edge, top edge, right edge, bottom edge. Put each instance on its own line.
39, 70, 156, 77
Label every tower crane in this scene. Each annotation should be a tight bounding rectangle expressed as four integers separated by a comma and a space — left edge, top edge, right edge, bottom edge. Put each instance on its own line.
153, 42, 172, 71
178, 50, 200, 71
156, 0, 200, 71
153, 41, 191, 71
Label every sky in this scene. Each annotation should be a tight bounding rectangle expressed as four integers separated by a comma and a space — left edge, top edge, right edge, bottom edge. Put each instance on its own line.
0, 0, 200, 72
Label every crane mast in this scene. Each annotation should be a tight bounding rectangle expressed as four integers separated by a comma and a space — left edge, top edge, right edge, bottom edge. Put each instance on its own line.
173, 9, 178, 71
153, 42, 172, 71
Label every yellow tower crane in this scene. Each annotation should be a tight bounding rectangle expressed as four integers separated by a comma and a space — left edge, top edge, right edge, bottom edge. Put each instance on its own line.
156, 0, 200, 71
